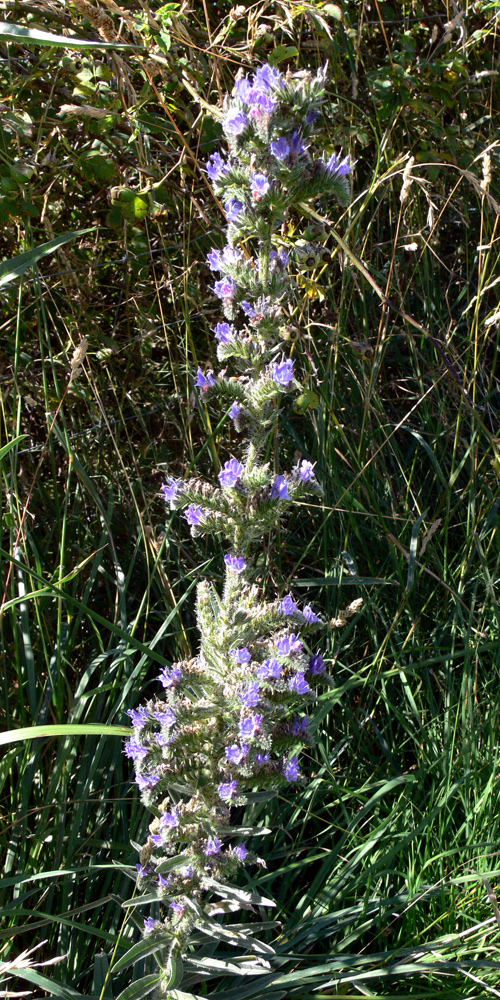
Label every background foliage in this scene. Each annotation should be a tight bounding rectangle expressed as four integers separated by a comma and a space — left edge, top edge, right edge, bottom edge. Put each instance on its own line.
1, 0, 500, 997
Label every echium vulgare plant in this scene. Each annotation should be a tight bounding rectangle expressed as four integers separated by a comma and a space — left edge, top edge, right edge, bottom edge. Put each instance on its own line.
124, 62, 354, 989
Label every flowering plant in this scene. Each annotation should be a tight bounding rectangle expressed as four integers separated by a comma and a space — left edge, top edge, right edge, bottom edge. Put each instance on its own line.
123, 61, 354, 993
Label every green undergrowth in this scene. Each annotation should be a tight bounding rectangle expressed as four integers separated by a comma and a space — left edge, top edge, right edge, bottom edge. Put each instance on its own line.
1, 0, 500, 997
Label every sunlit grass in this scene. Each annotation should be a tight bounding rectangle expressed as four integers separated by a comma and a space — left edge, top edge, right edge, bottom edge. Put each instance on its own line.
1, 1, 500, 997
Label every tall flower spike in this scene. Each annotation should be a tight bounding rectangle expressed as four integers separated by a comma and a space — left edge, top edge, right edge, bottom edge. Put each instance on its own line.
124, 61, 357, 984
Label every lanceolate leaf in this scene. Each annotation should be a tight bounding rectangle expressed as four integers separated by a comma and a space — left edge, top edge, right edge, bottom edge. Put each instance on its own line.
0, 723, 128, 747
0, 229, 95, 288
0, 20, 142, 50
115, 973, 163, 1000
112, 936, 170, 975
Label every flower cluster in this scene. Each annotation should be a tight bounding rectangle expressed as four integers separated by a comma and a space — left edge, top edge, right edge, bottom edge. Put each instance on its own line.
125, 61, 357, 965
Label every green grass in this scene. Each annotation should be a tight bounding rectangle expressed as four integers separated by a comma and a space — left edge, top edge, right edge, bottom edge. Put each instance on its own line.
1, 0, 500, 997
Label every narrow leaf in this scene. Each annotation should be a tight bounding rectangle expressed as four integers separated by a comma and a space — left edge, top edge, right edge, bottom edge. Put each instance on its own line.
115, 973, 162, 1000
112, 936, 170, 974
0, 229, 95, 288
0, 434, 28, 460
203, 878, 276, 907
406, 508, 428, 593
164, 948, 184, 990
0, 723, 128, 747
0, 20, 141, 50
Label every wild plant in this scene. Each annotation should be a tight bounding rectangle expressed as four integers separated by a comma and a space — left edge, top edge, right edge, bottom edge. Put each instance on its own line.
124, 60, 353, 990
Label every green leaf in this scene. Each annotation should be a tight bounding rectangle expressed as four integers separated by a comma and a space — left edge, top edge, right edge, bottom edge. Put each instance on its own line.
112, 936, 171, 974
168, 992, 206, 1000
164, 947, 184, 990
0, 229, 95, 288
214, 825, 272, 838
406, 508, 428, 593
155, 854, 192, 874
323, 3, 342, 20
80, 152, 117, 183
0, 723, 128, 747
0, 107, 33, 137
120, 195, 149, 222
115, 973, 163, 1000
203, 878, 276, 908
121, 892, 162, 908
268, 45, 299, 66
0, 434, 28, 460
7, 968, 87, 999
0, 19, 141, 50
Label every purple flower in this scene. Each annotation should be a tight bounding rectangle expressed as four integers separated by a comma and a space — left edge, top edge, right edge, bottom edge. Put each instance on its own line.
254, 63, 283, 91
234, 843, 247, 861
270, 136, 290, 160
136, 861, 153, 878
219, 457, 244, 488
203, 836, 221, 856
195, 367, 215, 391
214, 321, 235, 343
255, 752, 270, 765
207, 248, 222, 271
251, 172, 270, 199
309, 653, 325, 675
303, 605, 319, 623
225, 743, 248, 765
306, 108, 319, 123
229, 400, 241, 421
161, 477, 182, 504
257, 657, 282, 679
185, 504, 205, 526
294, 459, 316, 482
272, 358, 294, 386
225, 553, 247, 574
288, 672, 310, 695
270, 475, 289, 501
239, 713, 262, 739
230, 646, 251, 663
135, 772, 160, 791
214, 276, 237, 300
157, 872, 171, 887
169, 900, 185, 915
144, 917, 157, 934
224, 198, 244, 221
292, 714, 310, 735
238, 681, 260, 708
154, 708, 176, 727
180, 865, 193, 878
218, 779, 238, 801
282, 596, 297, 615
249, 90, 276, 115
324, 152, 350, 176
155, 732, 173, 746
205, 151, 227, 180
279, 250, 289, 267
289, 131, 305, 157
276, 633, 302, 656
223, 108, 249, 136
235, 76, 252, 102
160, 809, 179, 828
124, 740, 149, 759
126, 707, 149, 729
241, 300, 256, 318
283, 754, 300, 782
222, 244, 241, 266
157, 666, 182, 688
150, 833, 163, 846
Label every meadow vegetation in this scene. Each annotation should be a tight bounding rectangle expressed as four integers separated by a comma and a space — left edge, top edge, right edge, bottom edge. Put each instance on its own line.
1, 1, 500, 998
